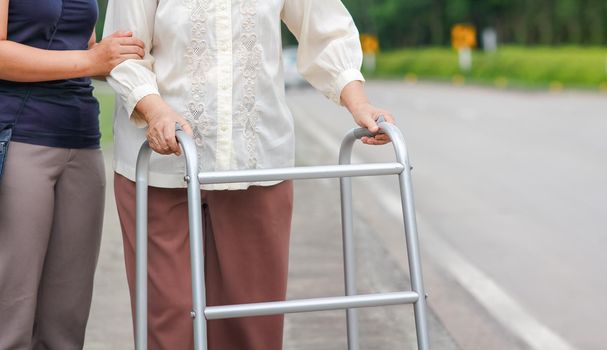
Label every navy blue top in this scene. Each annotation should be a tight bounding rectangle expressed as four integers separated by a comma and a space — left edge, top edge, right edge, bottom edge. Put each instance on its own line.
0, 0, 101, 149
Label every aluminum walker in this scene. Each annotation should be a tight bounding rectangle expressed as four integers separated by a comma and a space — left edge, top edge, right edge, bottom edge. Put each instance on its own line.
134, 118, 430, 350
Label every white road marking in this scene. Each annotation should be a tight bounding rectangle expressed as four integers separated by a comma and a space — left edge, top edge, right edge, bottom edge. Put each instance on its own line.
388, 201, 576, 350
293, 104, 577, 350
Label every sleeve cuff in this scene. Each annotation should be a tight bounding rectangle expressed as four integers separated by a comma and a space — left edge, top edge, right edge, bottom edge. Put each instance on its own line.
126, 84, 160, 128
334, 69, 365, 105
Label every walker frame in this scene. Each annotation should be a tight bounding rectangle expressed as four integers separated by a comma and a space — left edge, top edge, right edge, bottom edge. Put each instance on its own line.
134, 119, 430, 350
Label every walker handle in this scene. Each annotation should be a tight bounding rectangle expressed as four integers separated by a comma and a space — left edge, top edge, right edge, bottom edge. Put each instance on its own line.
352, 115, 387, 139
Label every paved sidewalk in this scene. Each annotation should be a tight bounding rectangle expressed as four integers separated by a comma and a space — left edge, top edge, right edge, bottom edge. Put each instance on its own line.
84, 149, 133, 350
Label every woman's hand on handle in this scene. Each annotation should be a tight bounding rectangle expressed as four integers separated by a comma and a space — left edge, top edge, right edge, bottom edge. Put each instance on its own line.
348, 102, 394, 145
340, 81, 395, 145
87, 31, 145, 76
135, 95, 193, 156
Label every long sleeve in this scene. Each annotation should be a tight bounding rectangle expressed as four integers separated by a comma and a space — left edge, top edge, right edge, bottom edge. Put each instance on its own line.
103, 0, 159, 124
281, 0, 365, 105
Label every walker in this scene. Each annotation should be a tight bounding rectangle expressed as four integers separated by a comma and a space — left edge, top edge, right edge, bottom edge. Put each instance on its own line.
134, 117, 430, 349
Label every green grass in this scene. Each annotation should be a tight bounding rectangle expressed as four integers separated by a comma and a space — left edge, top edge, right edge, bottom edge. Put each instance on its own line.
92, 83, 115, 145
372, 46, 607, 90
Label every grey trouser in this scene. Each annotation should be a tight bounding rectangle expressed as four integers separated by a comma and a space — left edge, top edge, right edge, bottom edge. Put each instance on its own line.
0, 141, 105, 350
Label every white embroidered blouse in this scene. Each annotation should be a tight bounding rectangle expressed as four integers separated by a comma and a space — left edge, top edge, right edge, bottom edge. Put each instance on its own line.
104, 0, 364, 190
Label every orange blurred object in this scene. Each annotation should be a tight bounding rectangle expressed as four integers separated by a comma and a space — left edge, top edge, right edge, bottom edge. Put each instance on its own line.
452, 24, 477, 50
360, 34, 380, 54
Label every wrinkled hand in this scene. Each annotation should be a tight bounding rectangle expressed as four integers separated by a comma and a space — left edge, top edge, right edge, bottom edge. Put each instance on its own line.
349, 102, 395, 145
143, 104, 193, 156
88, 31, 145, 76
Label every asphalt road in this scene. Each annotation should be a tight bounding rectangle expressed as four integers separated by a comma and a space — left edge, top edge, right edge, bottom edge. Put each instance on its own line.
286, 81, 607, 350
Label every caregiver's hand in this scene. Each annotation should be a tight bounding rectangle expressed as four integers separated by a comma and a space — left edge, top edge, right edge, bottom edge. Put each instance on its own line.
88, 31, 145, 76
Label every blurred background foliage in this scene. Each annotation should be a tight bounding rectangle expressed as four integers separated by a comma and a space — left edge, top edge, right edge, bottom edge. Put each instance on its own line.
97, 0, 607, 47
94, 0, 607, 91
343, 0, 607, 48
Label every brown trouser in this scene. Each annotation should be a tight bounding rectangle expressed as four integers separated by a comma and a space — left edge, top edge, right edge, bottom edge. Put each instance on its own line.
0, 142, 105, 350
114, 174, 293, 350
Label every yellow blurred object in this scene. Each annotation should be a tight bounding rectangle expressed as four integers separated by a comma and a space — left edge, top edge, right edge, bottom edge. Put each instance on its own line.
452, 24, 477, 50
549, 81, 564, 92
495, 76, 509, 89
600, 82, 607, 92
360, 34, 380, 54
452, 74, 466, 86
404, 73, 418, 83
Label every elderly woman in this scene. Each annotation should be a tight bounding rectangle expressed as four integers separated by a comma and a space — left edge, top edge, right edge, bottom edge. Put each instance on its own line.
104, 0, 393, 349
0, 0, 144, 348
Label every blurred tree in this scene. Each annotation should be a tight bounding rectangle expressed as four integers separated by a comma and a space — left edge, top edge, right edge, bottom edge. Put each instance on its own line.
343, 0, 607, 48
95, 0, 607, 48
96, 0, 108, 41
556, 0, 581, 43
579, 0, 606, 44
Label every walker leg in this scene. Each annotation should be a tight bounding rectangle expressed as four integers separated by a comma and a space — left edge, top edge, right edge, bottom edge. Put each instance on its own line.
175, 128, 208, 350
398, 167, 430, 350
339, 135, 360, 350
135, 144, 153, 350
187, 172, 207, 350
340, 175, 360, 350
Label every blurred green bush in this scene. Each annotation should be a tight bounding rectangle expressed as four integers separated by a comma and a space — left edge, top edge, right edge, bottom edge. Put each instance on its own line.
93, 84, 115, 145
373, 46, 607, 89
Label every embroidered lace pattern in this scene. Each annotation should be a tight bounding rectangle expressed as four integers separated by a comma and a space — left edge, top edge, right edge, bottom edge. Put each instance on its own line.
235, 0, 261, 168
184, 0, 212, 161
